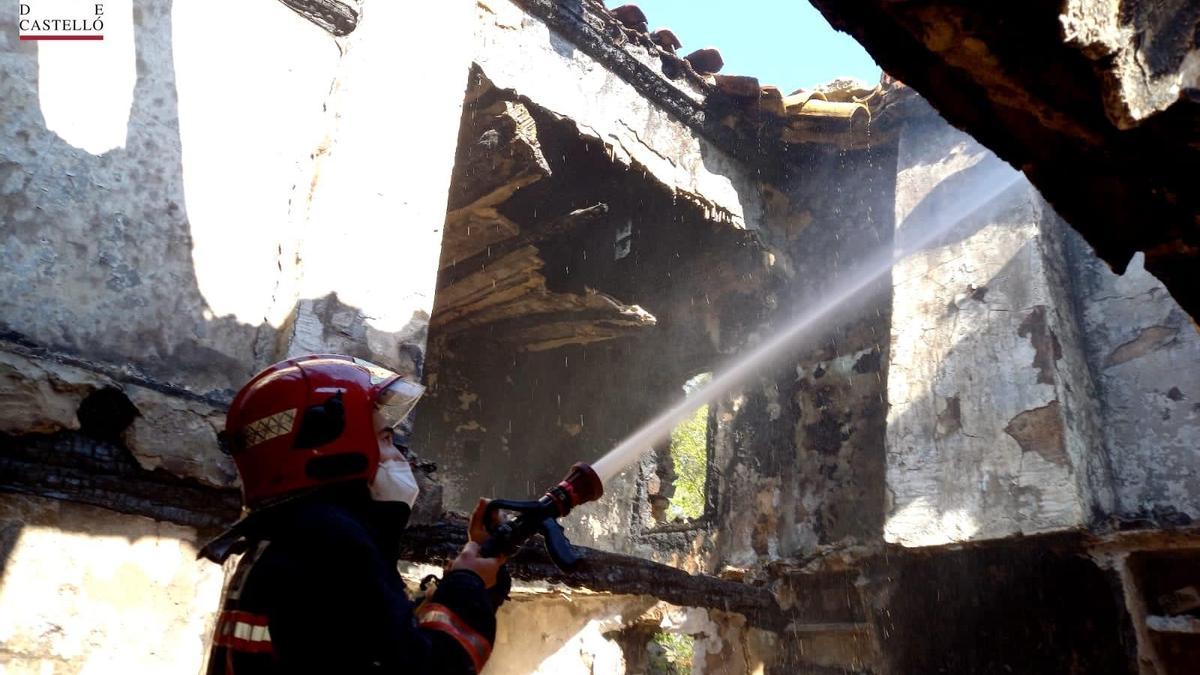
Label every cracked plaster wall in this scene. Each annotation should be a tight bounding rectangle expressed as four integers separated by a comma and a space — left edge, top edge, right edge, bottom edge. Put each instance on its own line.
0, 0, 293, 398
885, 108, 1108, 546
1, 0, 476, 672
715, 144, 897, 568
1, 0, 474, 480
886, 102, 1200, 546
1067, 236, 1200, 523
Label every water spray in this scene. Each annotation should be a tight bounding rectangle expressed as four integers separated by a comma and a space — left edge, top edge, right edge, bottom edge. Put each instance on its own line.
482, 159, 1023, 571
592, 162, 1023, 483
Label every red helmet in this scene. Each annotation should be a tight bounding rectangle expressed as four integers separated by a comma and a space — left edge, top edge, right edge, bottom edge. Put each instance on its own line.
220, 354, 425, 509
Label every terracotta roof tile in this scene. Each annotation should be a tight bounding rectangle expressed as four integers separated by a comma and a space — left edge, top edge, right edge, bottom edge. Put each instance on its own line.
714, 74, 761, 99
684, 47, 724, 74
651, 29, 682, 53
759, 86, 786, 117
550, 1, 913, 148
610, 4, 648, 28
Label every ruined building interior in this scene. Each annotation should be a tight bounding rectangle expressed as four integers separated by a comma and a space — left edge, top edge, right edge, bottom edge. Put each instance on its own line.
1, 0, 1199, 673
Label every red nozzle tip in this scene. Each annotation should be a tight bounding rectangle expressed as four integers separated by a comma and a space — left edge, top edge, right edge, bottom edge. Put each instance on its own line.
565, 462, 604, 505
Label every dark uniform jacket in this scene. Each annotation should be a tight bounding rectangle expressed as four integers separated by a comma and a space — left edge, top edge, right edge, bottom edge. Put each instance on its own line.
200, 485, 497, 674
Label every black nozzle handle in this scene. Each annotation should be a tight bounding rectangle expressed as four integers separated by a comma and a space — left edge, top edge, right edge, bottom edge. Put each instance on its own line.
478, 523, 513, 559
483, 498, 546, 530
479, 498, 554, 559
539, 517, 582, 570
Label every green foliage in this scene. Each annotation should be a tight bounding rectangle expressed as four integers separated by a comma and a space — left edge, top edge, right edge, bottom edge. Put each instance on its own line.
667, 402, 708, 521
649, 632, 695, 675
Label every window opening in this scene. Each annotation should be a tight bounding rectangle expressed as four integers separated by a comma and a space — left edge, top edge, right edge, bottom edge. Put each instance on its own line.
614, 219, 633, 260
646, 372, 712, 527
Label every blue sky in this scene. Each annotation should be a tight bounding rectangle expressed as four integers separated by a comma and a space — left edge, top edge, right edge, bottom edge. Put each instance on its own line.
627, 1, 880, 93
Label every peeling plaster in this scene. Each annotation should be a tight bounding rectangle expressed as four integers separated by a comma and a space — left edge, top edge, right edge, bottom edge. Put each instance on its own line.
1069, 238, 1200, 520
1017, 306, 1063, 384
1005, 401, 1069, 467
887, 118, 1091, 545
1105, 324, 1179, 368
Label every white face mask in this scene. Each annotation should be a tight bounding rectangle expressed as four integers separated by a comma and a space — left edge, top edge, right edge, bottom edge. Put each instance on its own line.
369, 410, 420, 509
370, 455, 420, 509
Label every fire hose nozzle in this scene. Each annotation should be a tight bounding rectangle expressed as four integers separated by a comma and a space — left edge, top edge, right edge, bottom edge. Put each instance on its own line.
547, 463, 604, 516
478, 462, 605, 571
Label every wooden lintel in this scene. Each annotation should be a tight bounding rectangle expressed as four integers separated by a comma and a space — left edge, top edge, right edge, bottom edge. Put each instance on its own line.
440, 100, 553, 265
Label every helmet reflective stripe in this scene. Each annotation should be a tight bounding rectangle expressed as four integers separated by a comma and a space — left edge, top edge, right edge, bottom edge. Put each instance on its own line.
239, 409, 297, 449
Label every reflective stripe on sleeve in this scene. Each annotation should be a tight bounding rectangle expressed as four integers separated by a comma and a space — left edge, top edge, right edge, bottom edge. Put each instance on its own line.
214, 610, 274, 655
415, 602, 492, 673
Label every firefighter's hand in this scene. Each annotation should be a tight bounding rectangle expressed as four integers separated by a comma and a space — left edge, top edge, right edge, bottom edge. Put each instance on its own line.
452, 498, 506, 588
450, 541, 506, 588
467, 498, 500, 544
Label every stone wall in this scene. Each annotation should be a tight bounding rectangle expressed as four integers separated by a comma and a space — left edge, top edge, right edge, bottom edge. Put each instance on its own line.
1, 0, 477, 672
0, 0, 475, 481
808, 0, 1200, 321
488, 594, 650, 674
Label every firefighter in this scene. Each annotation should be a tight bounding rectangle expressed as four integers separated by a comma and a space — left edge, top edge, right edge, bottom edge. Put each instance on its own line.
199, 354, 507, 674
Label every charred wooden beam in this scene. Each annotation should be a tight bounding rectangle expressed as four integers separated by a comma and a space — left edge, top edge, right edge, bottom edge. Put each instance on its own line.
431, 246, 546, 328
441, 101, 552, 266
454, 299, 656, 352
447, 101, 551, 212
0, 431, 240, 536
438, 203, 609, 291
430, 202, 653, 348
400, 514, 792, 631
